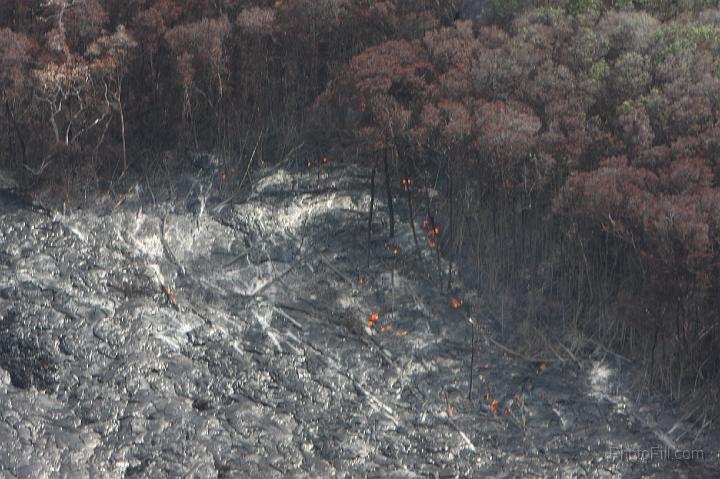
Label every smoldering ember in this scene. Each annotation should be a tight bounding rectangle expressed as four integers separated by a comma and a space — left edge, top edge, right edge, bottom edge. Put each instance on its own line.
2, 1, 720, 478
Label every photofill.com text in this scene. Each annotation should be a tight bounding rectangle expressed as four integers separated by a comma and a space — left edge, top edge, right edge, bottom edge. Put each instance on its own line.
610, 446, 704, 462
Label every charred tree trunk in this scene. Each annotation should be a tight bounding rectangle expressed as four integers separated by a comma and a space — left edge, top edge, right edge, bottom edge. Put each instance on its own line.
383, 148, 395, 239
447, 154, 454, 293
468, 319, 475, 400
118, 93, 127, 173
367, 162, 376, 268
402, 149, 421, 258
406, 175, 420, 258
5, 100, 27, 165
425, 180, 444, 289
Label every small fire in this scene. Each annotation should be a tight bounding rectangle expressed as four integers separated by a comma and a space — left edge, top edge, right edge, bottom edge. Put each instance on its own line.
379, 324, 392, 333
161, 285, 177, 308
358, 275, 366, 286
307, 161, 314, 169
489, 399, 500, 415
450, 298, 463, 309
368, 311, 380, 328
401, 178, 413, 188
392, 246, 400, 256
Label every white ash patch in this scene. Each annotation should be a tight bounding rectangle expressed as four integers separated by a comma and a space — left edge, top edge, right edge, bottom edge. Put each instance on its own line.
589, 360, 613, 399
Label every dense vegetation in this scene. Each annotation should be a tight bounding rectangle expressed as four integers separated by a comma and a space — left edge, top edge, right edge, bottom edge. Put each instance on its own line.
2, 0, 720, 417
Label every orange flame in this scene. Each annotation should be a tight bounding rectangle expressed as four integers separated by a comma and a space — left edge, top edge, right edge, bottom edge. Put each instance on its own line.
450, 298, 463, 309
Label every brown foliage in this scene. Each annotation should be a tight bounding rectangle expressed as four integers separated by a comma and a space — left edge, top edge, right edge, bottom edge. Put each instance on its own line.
0, 28, 33, 98
331, 39, 433, 150
236, 7, 276, 34
63, 0, 108, 54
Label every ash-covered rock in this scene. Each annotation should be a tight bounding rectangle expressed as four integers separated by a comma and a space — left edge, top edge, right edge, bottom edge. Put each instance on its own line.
0, 163, 717, 478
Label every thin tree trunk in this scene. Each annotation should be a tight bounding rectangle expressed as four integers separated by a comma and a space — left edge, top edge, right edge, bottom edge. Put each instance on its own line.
425, 182, 444, 289
119, 99, 127, 172
447, 155, 454, 292
383, 148, 395, 239
403, 148, 421, 258
5, 100, 26, 165
406, 175, 420, 257
468, 320, 475, 400
367, 163, 376, 269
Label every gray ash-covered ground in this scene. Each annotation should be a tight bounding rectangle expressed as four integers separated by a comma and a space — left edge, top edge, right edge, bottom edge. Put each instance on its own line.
0, 164, 718, 478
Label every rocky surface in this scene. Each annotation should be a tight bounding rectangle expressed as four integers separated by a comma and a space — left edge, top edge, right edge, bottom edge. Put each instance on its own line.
0, 163, 718, 478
